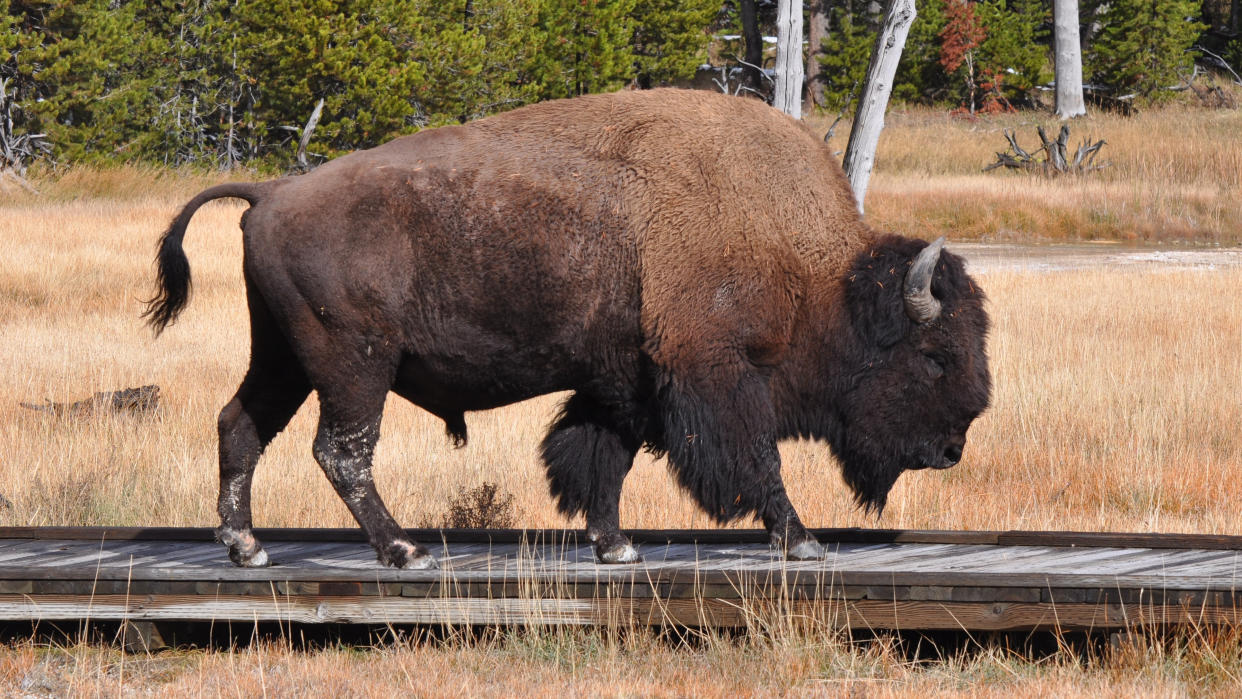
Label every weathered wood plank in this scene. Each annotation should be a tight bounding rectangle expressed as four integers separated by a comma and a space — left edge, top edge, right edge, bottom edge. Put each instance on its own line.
984, 547, 1158, 575
1, 593, 1237, 630
0, 528, 1239, 632
995, 531, 1242, 551
1118, 550, 1241, 576
897, 545, 1068, 574
5, 526, 1237, 552
1173, 554, 1242, 578
861, 544, 1053, 573
3, 557, 1241, 596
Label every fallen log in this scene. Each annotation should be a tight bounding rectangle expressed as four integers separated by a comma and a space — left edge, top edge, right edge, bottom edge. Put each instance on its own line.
20, 385, 160, 418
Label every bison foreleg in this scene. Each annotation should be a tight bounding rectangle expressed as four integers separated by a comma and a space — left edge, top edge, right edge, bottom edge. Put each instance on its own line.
541, 393, 642, 564
660, 369, 825, 561
759, 487, 825, 561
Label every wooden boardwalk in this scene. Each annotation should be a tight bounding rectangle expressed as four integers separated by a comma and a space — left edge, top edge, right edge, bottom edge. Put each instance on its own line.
0, 527, 1240, 632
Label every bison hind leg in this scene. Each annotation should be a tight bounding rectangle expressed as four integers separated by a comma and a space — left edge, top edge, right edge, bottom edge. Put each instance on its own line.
216, 290, 311, 568
541, 393, 642, 564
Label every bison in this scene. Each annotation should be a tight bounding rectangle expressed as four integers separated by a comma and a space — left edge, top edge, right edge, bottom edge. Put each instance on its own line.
146, 88, 990, 569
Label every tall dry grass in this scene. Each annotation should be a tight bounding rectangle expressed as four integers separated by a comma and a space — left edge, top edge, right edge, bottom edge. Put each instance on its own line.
3, 620, 1242, 695
816, 101, 1242, 243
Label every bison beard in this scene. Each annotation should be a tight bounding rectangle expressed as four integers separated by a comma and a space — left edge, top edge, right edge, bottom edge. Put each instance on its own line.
145, 89, 990, 569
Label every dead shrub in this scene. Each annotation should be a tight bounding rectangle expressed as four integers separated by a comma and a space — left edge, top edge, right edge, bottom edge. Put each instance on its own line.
440, 482, 516, 529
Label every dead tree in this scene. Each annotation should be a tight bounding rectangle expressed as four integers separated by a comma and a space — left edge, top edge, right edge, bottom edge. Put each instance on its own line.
21, 385, 161, 419
294, 97, 325, 172
739, 0, 766, 96
984, 125, 1108, 175
279, 97, 326, 174
1054, 0, 1087, 118
0, 77, 50, 193
803, 0, 830, 113
772, 0, 805, 117
843, 0, 916, 214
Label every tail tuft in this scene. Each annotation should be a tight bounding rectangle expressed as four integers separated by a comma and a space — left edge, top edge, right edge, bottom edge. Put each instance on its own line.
142, 181, 266, 335
143, 225, 192, 335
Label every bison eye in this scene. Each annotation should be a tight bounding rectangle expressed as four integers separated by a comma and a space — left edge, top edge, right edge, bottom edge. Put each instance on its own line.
921, 352, 946, 380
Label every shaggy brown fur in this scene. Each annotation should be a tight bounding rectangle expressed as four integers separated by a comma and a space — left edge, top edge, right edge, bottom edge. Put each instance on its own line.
146, 88, 990, 569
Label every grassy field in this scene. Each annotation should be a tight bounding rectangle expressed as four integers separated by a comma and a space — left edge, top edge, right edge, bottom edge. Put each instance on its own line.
1, 101, 1241, 694
824, 100, 1242, 244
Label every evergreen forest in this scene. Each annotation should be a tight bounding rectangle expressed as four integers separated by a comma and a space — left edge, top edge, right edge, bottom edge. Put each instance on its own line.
1, 0, 1237, 170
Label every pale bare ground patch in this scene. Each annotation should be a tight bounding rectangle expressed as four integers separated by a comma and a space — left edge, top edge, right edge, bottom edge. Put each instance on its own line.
3, 184, 1242, 692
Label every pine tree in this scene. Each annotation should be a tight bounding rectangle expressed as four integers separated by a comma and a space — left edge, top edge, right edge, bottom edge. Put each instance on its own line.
458, 0, 544, 118
630, 0, 718, 88
819, 0, 954, 110
134, 1, 247, 167
3, 0, 876, 167
534, 0, 637, 99
893, 0, 949, 103
817, 3, 877, 112
1087, 0, 1207, 102
2, 1, 168, 163
1228, 35, 1242, 76
975, 0, 1050, 107
409, 0, 542, 126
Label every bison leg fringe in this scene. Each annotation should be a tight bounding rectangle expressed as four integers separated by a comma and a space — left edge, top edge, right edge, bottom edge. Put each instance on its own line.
657, 371, 787, 524
540, 393, 640, 521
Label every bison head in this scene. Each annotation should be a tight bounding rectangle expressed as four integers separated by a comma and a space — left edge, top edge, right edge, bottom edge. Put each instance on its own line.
832, 235, 991, 513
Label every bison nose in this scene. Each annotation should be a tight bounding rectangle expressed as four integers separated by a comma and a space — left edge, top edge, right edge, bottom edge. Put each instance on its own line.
939, 443, 963, 469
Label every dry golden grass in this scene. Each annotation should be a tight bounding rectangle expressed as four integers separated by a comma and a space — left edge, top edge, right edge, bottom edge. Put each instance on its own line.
2, 117, 1241, 692
2, 627, 1242, 696
816, 100, 1242, 243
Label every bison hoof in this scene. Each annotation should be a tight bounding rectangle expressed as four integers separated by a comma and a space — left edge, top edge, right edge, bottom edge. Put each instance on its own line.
596, 541, 642, 564
236, 547, 271, 567
217, 526, 271, 567
785, 539, 825, 561
382, 540, 438, 569
401, 554, 439, 570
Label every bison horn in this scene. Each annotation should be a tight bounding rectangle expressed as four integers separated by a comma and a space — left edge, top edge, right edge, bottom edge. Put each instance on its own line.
904, 237, 944, 324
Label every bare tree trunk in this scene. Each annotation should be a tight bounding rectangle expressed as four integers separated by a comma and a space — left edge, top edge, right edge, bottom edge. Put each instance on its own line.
842, 0, 915, 214
803, 0, 830, 113
1054, 0, 1087, 118
739, 0, 765, 95
773, 0, 805, 117
294, 97, 325, 172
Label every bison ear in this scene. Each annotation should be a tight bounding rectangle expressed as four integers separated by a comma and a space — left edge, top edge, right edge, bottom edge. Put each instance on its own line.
845, 236, 936, 348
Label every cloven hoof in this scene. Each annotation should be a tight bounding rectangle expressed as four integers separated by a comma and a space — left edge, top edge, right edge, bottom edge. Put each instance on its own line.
785, 539, 826, 561
235, 547, 270, 568
597, 542, 642, 564
401, 554, 439, 570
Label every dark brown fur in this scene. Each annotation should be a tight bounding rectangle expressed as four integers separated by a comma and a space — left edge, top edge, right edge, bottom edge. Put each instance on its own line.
146, 89, 990, 568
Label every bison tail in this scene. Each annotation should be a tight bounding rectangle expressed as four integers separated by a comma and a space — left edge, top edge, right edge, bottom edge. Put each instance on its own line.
143, 182, 268, 335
